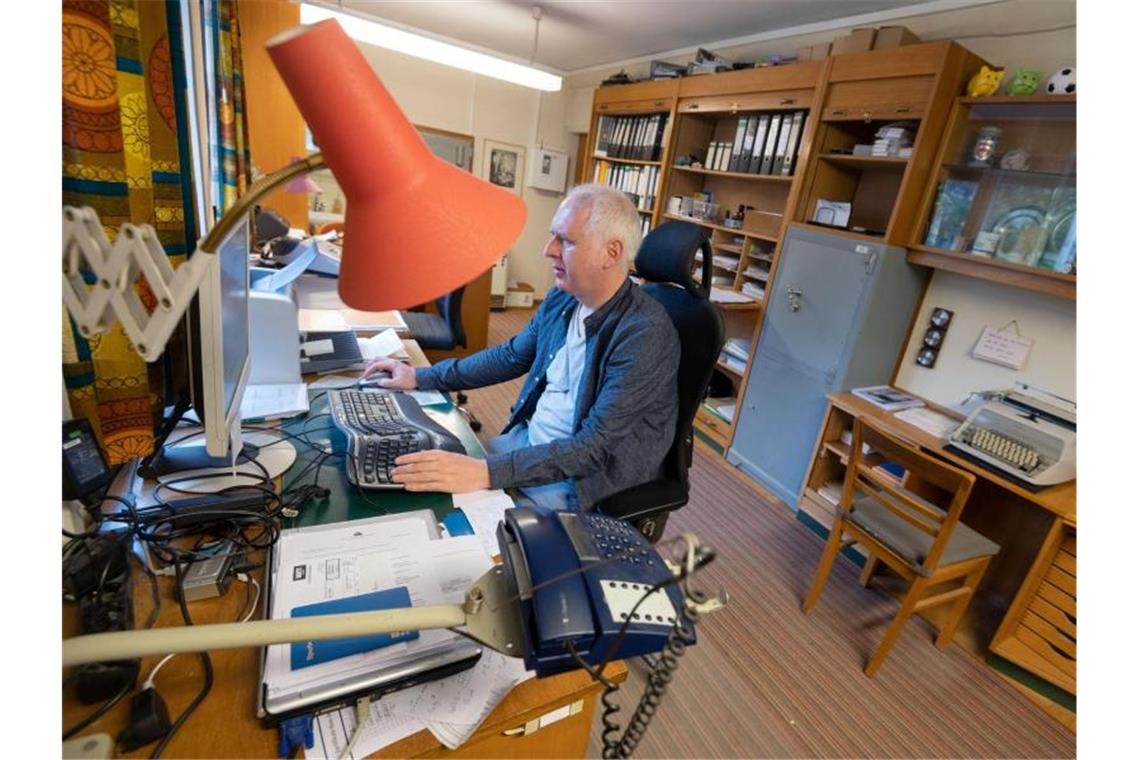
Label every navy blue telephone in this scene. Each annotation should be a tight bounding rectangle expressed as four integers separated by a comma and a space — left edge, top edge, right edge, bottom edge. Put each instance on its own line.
496, 507, 692, 676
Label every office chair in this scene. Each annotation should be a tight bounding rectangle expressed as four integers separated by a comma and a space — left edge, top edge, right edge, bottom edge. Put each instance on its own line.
801, 416, 999, 676
400, 286, 482, 432
597, 221, 725, 541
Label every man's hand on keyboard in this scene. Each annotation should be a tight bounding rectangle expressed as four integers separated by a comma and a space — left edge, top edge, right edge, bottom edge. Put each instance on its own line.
363, 358, 416, 389
390, 450, 490, 493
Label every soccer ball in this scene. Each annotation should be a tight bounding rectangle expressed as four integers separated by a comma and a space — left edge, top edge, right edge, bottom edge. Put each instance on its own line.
1046, 67, 1076, 95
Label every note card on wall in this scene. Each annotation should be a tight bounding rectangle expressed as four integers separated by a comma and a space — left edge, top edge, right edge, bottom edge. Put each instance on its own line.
971, 323, 1033, 370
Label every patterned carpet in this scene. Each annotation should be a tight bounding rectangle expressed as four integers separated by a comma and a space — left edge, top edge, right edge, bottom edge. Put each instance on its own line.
460, 307, 1074, 759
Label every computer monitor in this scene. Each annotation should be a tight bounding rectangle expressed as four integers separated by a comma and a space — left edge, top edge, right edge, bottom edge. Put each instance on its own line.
195, 211, 252, 457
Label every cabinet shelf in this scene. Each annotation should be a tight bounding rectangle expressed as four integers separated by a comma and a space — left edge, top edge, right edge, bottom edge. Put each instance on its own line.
907, 245, 1076, 300
940, 164, 1075, 180
592, 156, 662, 167
820, 154, 910, 169
671, 165, 794, 182
716, 360, 746, 378
664, 213, 779, 242
714, 243, 744, 254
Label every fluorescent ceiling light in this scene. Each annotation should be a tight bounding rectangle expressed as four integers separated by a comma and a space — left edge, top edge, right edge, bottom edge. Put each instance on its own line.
300, 3, 562, 92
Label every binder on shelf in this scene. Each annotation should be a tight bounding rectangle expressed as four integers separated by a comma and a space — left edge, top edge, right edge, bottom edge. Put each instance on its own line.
729, 116, 749, 173
780, 112, 806, 176
633, 117, 647, 160
738, 116, 760, 174
704, 141, 717, 169
760, 113, 785, 174
770, 114, 794, 176
748, 115, 771, 174
718, 141, 732, 172
652, 115, 668, 161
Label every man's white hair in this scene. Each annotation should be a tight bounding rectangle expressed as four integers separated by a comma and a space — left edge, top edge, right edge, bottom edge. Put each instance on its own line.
562, 183, 642, 267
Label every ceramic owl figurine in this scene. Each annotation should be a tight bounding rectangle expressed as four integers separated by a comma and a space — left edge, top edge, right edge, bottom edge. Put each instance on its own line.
966, 65, 1004, 97
1005, 69, 1042, 96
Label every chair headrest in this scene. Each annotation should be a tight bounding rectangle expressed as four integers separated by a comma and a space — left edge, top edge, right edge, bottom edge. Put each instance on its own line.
634, 221, 712, 299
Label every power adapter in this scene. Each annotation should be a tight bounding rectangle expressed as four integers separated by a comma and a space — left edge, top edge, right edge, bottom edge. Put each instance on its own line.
180, 543, 236, 601
117, 687, 171, 751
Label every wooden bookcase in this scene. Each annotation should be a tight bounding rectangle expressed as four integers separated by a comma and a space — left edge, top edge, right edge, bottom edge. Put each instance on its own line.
580, 79, 681, 234
663, 63, 826, 449
792, 42, 986, 246
906, 95, 1076, 300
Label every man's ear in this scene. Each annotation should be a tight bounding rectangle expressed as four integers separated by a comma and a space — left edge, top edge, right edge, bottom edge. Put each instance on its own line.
602, 238, 623, 270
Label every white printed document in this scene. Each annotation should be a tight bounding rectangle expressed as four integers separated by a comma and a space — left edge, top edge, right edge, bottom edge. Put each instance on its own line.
240, 383, 309, 422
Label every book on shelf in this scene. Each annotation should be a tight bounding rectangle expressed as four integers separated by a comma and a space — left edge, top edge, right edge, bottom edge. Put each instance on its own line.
718, 351, 747, 373
851, 385, 924, 412
703, 397, 736, 424
722, 337, 750, 362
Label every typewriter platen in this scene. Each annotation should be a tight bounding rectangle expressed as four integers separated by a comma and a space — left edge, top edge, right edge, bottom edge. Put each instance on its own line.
946, 384, 1076, 489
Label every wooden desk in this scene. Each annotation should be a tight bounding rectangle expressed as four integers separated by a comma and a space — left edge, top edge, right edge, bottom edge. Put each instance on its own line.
63, 576, 626, 757
63, 337, 628, 756
801, 392, 1076, 697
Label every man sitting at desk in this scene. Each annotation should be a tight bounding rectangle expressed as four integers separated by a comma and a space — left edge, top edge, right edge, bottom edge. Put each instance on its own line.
363, 183, 680, 512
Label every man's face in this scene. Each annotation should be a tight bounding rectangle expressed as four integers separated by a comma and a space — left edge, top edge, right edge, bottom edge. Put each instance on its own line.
544, 201, 607, 301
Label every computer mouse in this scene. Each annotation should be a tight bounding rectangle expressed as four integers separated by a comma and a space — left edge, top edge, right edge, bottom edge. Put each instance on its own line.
357, 372, 392, 388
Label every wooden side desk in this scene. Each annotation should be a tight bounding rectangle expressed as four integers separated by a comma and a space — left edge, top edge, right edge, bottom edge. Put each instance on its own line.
800, 392, 1076, 698
63, 338, 628, 756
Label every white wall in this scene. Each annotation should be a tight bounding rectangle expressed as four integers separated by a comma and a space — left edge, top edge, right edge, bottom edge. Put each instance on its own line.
346, 43, 570, 295
894, 271, 1075, 410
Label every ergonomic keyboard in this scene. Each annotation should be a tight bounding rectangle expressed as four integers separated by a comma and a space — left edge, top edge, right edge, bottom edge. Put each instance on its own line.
328, 389, 466, 489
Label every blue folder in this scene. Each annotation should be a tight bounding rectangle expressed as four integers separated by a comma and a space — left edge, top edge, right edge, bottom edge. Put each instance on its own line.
290, 586, 420, 670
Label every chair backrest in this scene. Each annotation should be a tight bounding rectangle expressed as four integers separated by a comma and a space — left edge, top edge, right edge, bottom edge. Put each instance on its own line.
843, 416, 976, 573
435, 286, 467, 349
634, 221, 725, 490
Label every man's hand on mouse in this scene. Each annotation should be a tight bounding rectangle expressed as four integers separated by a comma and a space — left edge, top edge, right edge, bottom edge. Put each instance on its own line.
362, 358, 416, 389
391, 450, 491, 493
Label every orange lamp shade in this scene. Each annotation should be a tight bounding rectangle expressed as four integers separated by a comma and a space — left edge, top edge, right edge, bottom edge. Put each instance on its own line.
266, 20, 527, 311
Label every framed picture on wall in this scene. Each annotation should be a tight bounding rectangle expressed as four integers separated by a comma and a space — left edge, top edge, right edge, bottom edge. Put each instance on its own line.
527, 146, 569, 192
482, 139, 526, 195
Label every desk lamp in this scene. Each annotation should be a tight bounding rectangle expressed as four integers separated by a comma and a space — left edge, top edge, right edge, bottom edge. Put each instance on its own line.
62, 18, 526, 360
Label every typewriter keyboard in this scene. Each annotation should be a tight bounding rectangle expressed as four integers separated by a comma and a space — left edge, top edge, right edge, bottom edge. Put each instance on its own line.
961, 426, 1040, 472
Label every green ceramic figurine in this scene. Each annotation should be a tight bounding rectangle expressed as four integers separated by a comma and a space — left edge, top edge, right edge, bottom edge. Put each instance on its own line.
1005, 69, 1042, 96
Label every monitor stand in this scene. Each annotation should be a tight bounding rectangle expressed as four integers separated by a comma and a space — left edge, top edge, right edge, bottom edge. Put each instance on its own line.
150, 431, 298, 495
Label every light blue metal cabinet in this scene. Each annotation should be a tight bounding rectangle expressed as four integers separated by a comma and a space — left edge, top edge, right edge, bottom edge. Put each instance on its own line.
727, 225, 923, 507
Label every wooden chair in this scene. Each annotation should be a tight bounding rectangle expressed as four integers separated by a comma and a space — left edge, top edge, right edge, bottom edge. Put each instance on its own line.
801, 416, 1000, 676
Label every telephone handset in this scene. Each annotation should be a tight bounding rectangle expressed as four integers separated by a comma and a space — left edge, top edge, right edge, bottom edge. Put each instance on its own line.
496, 507, 691, 676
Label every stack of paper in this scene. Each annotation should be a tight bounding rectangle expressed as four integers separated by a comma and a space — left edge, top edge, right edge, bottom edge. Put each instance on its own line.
452, 489, 515, 559
241, 382, 309, 422
709, 287, 755, 304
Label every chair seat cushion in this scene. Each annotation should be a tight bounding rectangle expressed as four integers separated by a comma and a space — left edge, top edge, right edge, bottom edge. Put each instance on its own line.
844, 494, 1000, 574
597, 479, 688, 521
401, 311, 453, 350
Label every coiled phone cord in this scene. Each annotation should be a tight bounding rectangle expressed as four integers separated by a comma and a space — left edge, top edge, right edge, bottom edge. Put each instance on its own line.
601, 588, 704, 758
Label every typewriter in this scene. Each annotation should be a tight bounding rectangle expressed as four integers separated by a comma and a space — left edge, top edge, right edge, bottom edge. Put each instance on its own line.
946, 384, 1075, 489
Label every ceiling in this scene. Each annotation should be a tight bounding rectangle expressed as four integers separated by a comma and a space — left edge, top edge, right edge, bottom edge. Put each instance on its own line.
331, 0, 930, 74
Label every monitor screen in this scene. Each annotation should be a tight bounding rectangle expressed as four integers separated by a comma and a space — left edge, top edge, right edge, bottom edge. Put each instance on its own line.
194, 213, 252, 457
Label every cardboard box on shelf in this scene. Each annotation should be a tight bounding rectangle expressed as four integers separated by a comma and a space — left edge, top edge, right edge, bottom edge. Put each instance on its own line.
831, 28, 877, 55
505, 282, 535, 308
743, 210, 783, 239
873, 26, 920, 49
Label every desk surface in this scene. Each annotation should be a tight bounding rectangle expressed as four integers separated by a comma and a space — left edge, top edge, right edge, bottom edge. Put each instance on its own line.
64, 338, 630, 756
829, 392, 1076, 521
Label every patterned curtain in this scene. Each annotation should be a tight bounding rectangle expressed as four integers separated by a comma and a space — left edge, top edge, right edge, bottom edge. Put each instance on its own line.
202, 0, 251, 220
62, 0, 251, 463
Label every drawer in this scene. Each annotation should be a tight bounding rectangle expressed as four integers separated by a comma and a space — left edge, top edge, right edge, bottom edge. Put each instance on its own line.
679, 89, 814, 114
990, 522, 1076, 694
695, 407, 731, 446
822, 76, 933, 120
